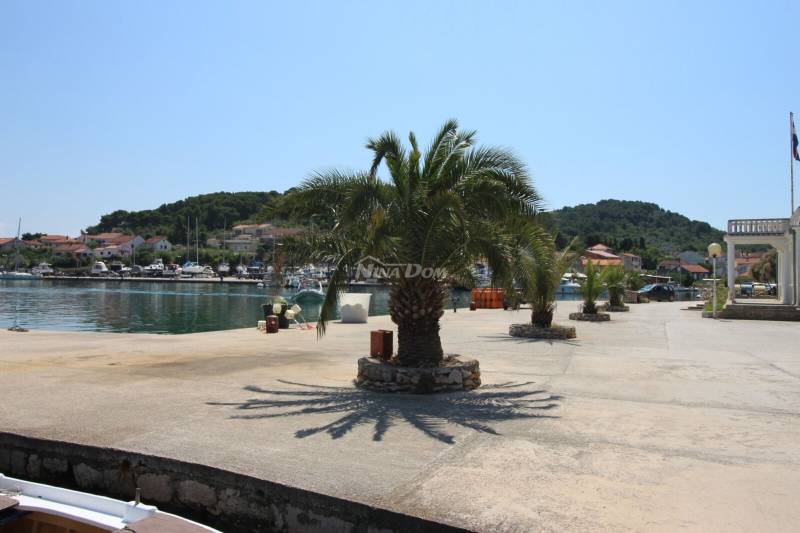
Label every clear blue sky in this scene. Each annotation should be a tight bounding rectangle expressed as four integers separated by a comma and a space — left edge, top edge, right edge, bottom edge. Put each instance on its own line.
2, 0, 799, 237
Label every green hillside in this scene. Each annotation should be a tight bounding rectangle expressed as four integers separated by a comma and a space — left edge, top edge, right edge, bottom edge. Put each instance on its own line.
548, 199, 725, 269
85, 191, 284, 244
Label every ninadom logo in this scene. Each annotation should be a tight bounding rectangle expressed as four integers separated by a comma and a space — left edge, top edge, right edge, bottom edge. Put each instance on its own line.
355, 256, 448, 280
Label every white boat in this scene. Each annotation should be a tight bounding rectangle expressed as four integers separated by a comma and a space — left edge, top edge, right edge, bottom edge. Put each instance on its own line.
0, 473, 219, 532
31, 262, 54, 276
143, 259, 165, 275
181, 261, 214, 277
162, 263, 182, 277
292, 278, 325, 303
558, 273, 583, 293
0, 271, 36, 280
90, 261, 109, 276
217, 261, 230, 275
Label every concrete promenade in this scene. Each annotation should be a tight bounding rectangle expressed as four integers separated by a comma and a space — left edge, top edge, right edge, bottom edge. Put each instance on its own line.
1, 302, 799, 532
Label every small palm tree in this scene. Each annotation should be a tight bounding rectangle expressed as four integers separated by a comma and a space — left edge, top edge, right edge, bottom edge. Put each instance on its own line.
579, 260, 605, 314
603, 265, 626, 308
288, 120, 543, 368
515, 230, 579, 328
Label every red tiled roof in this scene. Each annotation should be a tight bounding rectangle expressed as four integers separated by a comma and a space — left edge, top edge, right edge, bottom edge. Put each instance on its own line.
585, 250, 620, 260
0, 237, 15, 245
269, 227, 304, 237
39, 234, 70, 242
54, 243, 90, 253
145, 236, 168, 244
581, 258, 623, 267
680, 263, 709, 274
588, 243, 611, 251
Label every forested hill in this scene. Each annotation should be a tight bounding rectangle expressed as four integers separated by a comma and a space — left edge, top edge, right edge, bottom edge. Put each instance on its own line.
549, 199, 724, 266
85, 191, 284, 244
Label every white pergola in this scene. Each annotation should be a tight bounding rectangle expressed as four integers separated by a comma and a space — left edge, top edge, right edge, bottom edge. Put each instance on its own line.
723, 208, 800, 304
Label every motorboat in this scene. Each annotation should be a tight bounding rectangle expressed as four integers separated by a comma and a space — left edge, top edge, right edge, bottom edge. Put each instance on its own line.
0, 473, 219, 532
143, 259, 165, 275
558, 275, 581, 293
217, 261, 230, 275
0, 271, 37, 280
181, 261, 214, 277
291, 278, 325, 303
162, 263, 182, 277
31, 262, 54, 276
90, 261, 109, 276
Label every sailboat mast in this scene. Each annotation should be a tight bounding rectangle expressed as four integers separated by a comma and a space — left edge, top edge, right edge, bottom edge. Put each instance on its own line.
14, 218, 21, 272
195, 218, 199, 263
186, 215, 190, 262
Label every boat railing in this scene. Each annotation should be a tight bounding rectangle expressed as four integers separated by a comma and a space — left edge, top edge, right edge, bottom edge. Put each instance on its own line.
727, 218, 789, 236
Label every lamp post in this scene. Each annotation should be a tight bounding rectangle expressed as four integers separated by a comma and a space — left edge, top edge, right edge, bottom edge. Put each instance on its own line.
708, 242, 723, 319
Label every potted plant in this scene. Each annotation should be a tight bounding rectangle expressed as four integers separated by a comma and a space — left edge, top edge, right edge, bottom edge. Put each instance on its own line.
509, 230, 579, 339
569, 260, 610, 322
286, 120, 545, 392
603, 265, 629, 311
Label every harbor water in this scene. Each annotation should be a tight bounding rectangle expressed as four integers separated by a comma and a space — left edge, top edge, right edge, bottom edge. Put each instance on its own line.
0, 279, 696, 334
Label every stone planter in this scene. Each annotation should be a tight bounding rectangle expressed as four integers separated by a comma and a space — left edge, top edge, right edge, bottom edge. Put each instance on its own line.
509, 323, 576, 339
356, 355, 481, 393
569, 312, 610, 322
603, 304, 630, 312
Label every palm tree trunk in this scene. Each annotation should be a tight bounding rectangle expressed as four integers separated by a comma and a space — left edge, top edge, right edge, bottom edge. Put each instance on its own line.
388, 277, 445, 367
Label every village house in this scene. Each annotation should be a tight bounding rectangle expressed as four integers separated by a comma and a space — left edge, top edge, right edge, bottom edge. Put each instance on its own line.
0, 237, 17, 252
93, 245, 122, 259
232, 223, 273, 240
678, 262, 710, 281
38, 235, 73, 248
620, 252, 643, 271
53, 243, 93, 260
213, 225, 303, 253
578, 243, 643, 270
145, 236, 172, 252
656, 259, 681, 277
79, 232, 144, 255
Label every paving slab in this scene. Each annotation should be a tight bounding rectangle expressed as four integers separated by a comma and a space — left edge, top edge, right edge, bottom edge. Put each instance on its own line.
0, 302, 799, 531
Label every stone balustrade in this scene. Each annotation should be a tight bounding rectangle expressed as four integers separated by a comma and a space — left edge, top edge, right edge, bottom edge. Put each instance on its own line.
727, 218, 789, 235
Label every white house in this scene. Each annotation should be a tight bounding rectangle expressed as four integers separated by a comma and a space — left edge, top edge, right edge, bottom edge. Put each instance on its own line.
724, 208, 800, 305
145, 236, 172, 253
94, 245, 122, 259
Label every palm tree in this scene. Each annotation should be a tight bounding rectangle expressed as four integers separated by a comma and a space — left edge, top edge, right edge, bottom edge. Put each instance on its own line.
515, 230, 579, 328
603, 265, 626, 308
579, 260, 605, 314
288, 120, 542, 367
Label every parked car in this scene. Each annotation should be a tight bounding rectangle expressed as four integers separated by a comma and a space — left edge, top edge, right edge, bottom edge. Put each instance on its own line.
638, 283, 675, 302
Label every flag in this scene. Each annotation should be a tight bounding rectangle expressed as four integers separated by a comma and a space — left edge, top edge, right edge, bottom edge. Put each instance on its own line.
793, 114, 800, 161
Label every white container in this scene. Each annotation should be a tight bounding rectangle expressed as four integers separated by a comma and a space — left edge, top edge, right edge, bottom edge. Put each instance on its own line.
339, 293, 371, 323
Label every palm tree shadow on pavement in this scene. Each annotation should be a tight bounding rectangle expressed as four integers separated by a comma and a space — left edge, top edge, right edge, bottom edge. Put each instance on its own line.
208, 381, 561, 445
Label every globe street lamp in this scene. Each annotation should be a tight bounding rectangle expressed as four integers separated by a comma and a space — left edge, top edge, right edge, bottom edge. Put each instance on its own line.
707, 242, 723, 318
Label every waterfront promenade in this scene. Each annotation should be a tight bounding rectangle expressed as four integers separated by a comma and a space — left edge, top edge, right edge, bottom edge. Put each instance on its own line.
1, 303, 799, 531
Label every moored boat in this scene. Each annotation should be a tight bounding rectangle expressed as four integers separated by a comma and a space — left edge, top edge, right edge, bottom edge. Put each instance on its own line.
291, 278, 325, 303
0, 473, 219, 532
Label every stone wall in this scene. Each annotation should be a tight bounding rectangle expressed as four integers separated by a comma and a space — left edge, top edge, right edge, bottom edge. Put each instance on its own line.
508, 323, 576, 339
0, 431, 470, 533
357, 356, 481, 393
568, 312, 611, 322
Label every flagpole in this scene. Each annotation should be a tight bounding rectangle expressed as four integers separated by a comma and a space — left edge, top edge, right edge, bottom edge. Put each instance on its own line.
792, 111, 796, 215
